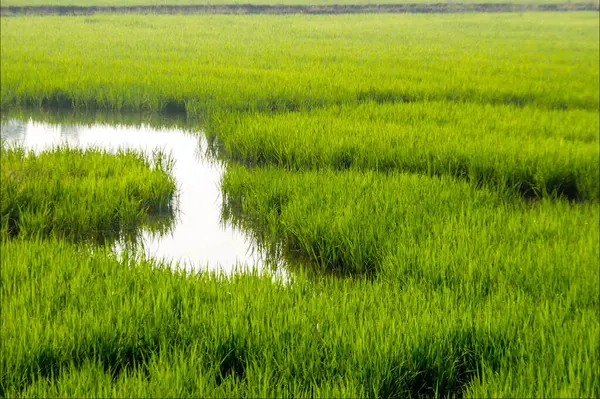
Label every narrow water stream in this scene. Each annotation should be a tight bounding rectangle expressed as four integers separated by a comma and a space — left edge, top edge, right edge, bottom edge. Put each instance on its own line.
1, 117, 270, 274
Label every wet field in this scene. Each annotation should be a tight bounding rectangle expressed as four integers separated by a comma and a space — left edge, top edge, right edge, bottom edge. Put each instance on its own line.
1, 10, 598, 397
1, 114, 269, 273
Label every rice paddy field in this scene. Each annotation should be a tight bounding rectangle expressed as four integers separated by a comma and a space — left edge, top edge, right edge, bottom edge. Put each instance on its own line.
1, 9, 599, 398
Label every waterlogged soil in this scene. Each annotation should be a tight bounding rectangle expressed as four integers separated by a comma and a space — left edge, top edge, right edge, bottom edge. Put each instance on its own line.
1, 3, 598, 16
1, 117, 270, 274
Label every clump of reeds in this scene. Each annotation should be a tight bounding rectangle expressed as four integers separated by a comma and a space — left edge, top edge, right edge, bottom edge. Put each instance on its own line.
0, 142, 177, 243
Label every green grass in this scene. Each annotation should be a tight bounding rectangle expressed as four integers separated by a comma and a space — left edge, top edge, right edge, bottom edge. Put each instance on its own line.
209, 101, 600, 200
0, 142, 177, 243
1, 14, 598, 114
222, 166, 599, 287
1, 10, 599, 398
2, 238, 598, 398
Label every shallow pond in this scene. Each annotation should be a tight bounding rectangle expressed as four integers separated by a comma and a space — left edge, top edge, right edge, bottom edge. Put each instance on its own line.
1, 115, 270, 274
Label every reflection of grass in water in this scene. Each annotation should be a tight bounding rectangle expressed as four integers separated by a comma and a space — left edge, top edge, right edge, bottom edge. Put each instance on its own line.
0, 142, 177, 245
142, 208, 179, 238
0, 107, 199, 134
221, 194, 344, 279
114, 207, 180, 265
0, 107, 212, 175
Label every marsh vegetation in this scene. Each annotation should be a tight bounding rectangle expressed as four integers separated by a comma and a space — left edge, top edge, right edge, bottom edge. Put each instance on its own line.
1, 11, 598, 398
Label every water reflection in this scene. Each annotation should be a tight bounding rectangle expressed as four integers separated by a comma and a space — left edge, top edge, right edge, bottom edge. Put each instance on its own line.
221, 197, 348, 279
1, 114, 271, 275
1, 119, 26, 142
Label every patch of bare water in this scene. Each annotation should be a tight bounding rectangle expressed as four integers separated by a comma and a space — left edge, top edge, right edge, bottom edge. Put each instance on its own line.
1, 117, 277, 276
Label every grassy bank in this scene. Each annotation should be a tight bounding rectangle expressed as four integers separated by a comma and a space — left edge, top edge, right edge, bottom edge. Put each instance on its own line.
0, 142, 177, 243
222, 166, 599, 283
209, 101, 600, 200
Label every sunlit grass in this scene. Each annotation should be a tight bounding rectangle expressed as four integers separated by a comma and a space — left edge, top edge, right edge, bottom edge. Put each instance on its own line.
1, 13, 598, 114
222, 165, 599, 282
0, 142, 177, 243
209, 101, 600, 200
2, 238, 598, 398
1, 10, 598, 398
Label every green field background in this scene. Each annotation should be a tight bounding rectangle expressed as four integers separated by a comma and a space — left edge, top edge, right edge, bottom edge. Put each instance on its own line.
1, 10, 599, 398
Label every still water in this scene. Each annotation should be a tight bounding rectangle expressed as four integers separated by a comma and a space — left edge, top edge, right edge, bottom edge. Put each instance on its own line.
1, 117, 268, 274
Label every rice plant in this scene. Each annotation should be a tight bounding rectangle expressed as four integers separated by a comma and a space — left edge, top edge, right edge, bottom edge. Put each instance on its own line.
0, 142, 177, 243
1, 10, 598, 398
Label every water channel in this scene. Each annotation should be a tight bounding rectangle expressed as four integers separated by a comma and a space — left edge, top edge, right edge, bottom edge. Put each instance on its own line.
1, 114, 274, 275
